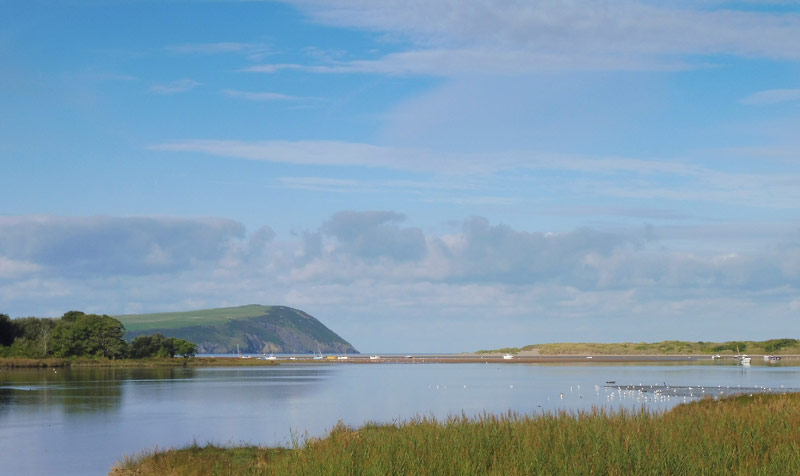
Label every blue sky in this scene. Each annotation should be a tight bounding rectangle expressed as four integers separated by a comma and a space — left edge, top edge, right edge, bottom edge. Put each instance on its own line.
2, 0, 800, 352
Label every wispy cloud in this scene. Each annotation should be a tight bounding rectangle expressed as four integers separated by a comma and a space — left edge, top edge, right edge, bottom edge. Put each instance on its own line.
148, 139, 704, 176
740, 88, 800, 105
167, 41, 272, 61
148, 139, 800, 209
265, 0, 800, 75
222, 89, 306, 101
243, 49, 692, 76
149, 79, 201, 94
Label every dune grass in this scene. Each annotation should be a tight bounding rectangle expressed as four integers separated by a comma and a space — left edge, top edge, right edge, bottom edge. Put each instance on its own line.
111, 393, 800, 476
477, 339, 800, 356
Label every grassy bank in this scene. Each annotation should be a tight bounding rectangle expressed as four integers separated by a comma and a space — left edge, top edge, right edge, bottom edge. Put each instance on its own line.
111, 393, 800, 476
0, 356, 280, 369
477, 338, 800, 356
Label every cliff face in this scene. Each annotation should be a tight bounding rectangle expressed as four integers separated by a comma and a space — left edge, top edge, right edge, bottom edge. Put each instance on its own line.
122, 306, 358, 354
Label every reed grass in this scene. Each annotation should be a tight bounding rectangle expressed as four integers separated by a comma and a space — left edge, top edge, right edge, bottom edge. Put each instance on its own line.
110, 393, 800, 476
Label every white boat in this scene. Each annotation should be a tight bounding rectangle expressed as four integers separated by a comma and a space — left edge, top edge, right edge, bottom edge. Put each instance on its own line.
369, 355, 380, 360
313, 344, 323, 360
502, 354, 514, 360
262, 354, 277, 361
337, 355, 348, 360
740, 354, 751, 365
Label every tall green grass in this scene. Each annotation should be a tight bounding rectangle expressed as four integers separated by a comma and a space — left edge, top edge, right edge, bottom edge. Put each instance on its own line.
111, 393, 800, 476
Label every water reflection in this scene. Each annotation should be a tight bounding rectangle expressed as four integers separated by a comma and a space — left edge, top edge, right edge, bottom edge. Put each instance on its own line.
1, 363, 798, 476
0, 366, 334, 417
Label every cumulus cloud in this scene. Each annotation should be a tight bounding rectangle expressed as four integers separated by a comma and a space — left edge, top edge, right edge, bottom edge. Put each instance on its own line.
0, 215, 245, 276
2, 213, 799, 348
323, 211, 427, 262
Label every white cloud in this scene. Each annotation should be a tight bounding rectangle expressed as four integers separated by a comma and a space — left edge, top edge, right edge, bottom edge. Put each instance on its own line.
740, 88, 800, 105
149, 79, 201, 94
0, 256, 41, 279
0, 215, 245, 276
2, 213, 799, 349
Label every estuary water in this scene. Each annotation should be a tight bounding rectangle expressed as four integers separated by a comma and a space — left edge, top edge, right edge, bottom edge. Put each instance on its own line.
1, 361, 798, 476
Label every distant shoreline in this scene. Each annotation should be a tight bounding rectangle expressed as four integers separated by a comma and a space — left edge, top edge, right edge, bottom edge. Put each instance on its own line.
0, 357, 281, 369
4, 353, 799, 369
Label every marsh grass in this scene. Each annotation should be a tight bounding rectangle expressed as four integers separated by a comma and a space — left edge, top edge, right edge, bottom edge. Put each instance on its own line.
111, 393, 800, 476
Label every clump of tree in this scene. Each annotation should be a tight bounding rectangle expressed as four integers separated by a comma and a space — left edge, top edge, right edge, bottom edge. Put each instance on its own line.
763, 338, 799, 353
0, 311, 195, 359
130, 333, 196, 358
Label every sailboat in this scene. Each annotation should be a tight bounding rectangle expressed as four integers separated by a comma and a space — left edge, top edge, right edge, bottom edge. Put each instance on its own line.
737, 345, 751, 365
313, 343, 323, 360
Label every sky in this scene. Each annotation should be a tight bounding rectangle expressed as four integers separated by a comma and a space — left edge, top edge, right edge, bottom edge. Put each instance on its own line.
1, 0, 800, 352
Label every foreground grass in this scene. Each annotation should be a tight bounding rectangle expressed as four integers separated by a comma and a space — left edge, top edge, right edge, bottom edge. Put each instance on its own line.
477, 338, 800, 356
111, 393, 800, 476
0, 356, 279, 369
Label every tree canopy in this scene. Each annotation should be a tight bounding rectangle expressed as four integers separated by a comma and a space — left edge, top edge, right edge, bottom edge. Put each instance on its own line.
130, 333, 196, 358
0, 310, 196, 360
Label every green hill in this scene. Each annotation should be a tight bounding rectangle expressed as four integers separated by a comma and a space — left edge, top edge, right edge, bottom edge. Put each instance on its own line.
115, 305, 358, 355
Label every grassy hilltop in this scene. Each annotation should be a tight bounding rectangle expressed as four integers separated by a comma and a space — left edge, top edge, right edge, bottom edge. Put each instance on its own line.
115, 305, 358, 355
477, 338, 800, 355
116, 305, 272, 332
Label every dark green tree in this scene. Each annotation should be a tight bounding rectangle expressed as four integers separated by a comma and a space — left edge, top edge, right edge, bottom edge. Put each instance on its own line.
51, 312, 128, 359
6, 317, 57, 357
130, 334, 167, 358
129, 334, 196, 358
0, 314, 15, 347
172, 338, 197, 358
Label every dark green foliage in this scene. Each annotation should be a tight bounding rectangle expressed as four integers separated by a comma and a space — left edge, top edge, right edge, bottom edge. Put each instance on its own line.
51, 311, 128, 359
1, 310, 197, 360
173, 339, 197, 358
130, 333, 196, 358
130, 334, 196, 358
10, 317, 57, 357
712, 341, 747, 352
763, 338, 799, 353
61, 310, 85, 322
0, 313, 16, 347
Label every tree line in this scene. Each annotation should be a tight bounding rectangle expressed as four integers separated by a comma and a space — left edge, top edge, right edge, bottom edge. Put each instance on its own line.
0, 311, 196, 359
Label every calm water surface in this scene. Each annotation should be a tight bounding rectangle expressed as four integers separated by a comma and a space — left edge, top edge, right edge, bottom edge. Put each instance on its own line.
1, 362, 798, 476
